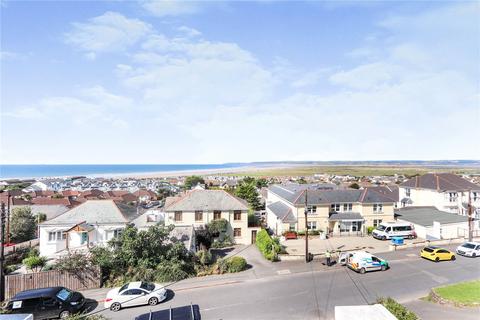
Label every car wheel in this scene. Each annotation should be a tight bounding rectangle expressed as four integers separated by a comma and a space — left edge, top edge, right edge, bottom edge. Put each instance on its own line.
360, 268, 366, 274
382, 236, 386, 241
451, 255, 456, 261
148, 297, 159, 306
110, 302, 121, 312
435, 257, 440, 262
59, 311, 70, 319
381, 265, 387, 271
472, 253, 476, 258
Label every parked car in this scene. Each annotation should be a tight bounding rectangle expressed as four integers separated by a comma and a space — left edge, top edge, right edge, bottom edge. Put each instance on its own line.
4, 287, 85, 319
456, 242, 480, 257
420, 246, 455, 262
347, 251, 389, 274
372, 222, 416, 240
105, 281, 167, 312
284, 231, 297, 240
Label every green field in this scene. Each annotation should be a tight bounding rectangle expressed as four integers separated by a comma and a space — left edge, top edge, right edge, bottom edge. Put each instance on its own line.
434, 280, 480, 305
222, 165, 480, 178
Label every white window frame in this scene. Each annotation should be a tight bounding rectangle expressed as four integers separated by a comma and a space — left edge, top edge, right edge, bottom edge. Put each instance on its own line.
343, 203, 353, 212
373, 203, 383, 213
307, 205, 317, 215
48, 231, 66, 242
307, 221, 317, 230
448, 192, 458, 203
405, 188, 411, 197
330, 204, 340, 212
373, 219, 382, 227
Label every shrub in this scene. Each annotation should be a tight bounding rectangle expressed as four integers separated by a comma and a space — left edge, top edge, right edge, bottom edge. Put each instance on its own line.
367, 226, 375, 235
22, 255, 47, 272
207, 219, 228, 237
377, 297, 419, 320
255, 229, 280, 261
297, 230, 306, 236
226, 256, 247, 273
195, 250, 212, 266
216, 256, 247, 274
309, 230, 320, 236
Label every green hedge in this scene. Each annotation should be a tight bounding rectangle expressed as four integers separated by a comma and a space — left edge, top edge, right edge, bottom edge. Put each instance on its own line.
256, 229, 280, 261
377, 297, 418, 320
217, 256, 247, 273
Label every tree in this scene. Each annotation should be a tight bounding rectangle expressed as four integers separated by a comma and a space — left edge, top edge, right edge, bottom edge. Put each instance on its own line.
349, 182, 360, 189
235, 183, 262, 210
184, 176, 205, 190
156, 188, 173, 200
242, 177, 255, 185
10, 207, 36, 243
256, 178, 269, 189
297, 177, 308, 184
36, 213, 47, 224
22, 253, 47, 272
91, 224, 195, 284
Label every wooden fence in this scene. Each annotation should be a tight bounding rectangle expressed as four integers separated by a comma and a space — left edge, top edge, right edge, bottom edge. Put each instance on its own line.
4, 268, 101, 300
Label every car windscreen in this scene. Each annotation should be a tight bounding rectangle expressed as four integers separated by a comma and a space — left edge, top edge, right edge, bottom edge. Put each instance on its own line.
423, 247, 434, 253
140, 282, 155, 292
56, 288, 72, 301
376, 225, 386, 231
462, 243, 476, 249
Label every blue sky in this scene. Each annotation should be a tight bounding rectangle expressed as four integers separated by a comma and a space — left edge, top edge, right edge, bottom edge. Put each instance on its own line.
1, 0, 479, 164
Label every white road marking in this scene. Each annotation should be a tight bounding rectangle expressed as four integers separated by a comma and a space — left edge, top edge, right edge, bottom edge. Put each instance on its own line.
277, 269, 291, 275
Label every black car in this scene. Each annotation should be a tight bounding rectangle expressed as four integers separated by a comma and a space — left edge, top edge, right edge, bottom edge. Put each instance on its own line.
5, 286, 86, 319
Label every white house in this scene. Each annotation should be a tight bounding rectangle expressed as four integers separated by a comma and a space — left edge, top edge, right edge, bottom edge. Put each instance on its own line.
39, 200, 139, 258
399, 173, 480, 218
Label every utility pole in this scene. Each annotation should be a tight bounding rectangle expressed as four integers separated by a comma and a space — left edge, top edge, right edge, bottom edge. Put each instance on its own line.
0, 200, 6, 302
304, 189, 310, 263
468, 190, 473, 242
6, 192, 11, 244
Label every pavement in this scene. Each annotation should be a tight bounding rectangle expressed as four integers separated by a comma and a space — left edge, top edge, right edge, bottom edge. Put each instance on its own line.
282, 235, 421, 255
81, 244, 480, 320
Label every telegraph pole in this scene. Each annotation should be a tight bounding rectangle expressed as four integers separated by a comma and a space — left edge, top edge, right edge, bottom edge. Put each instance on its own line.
468, 190, 473, 242
6, 192, 11, 244
304, 189, 309, 263
0, 200, 6, 302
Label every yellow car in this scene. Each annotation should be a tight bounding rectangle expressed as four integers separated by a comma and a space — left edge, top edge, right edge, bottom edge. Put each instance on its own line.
420, 246, 456, 262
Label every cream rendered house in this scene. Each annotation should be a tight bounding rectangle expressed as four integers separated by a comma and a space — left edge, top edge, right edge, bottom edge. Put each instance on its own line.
164, 190, 252, 245
399, 173, 480, 218
266, 184, 395, 236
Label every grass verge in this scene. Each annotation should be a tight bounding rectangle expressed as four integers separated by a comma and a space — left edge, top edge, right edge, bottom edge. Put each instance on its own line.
433, 280, 480, 306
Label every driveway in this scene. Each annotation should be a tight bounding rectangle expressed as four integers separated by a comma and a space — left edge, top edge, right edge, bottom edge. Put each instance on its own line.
282, 235, 422, 256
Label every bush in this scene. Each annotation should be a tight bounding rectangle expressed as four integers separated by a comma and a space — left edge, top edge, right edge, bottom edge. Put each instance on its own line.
195, 250, 212, 266
216, 256, 247, 274
255, 229, 280, 261
377, 297, 418, 320
22, 255, 47, 272
367, 226, 375, 235
297, 230, 305, 236
226, 256, 247, 273
309, 230, 320, 235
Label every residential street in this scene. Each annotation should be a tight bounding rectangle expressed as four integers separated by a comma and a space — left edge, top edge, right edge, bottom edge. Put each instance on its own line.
84, 244, 480, 320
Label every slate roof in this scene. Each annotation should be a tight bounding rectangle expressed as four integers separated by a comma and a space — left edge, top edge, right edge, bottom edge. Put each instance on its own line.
267, 201, 296, 223
400, 173, 480, 191
41, 200, 139, 226
395, 206, 471, 227
164, 190, 248, 212
268, 185, 395, 205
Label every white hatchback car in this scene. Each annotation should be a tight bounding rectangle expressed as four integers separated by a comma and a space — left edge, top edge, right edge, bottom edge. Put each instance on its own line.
104, 281, 167, 311
456, 242, 480, 257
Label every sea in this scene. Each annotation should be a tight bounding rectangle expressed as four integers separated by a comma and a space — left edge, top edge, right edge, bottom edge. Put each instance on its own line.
0, 164, 246, 180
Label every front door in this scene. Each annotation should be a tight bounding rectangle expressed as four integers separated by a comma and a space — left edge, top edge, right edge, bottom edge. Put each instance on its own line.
251, 230, 257, 244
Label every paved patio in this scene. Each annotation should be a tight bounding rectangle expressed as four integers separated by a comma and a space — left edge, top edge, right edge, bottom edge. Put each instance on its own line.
282, 235, 422, 255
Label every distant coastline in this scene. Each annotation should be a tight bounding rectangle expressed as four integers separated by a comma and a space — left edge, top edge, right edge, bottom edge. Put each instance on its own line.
1, 161, 479, 180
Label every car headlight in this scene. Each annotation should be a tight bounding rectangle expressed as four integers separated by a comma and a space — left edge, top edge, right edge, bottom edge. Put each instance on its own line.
70, 301, 79, 305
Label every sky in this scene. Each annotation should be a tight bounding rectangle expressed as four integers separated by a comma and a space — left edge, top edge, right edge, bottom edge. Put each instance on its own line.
1, 0, 479, 164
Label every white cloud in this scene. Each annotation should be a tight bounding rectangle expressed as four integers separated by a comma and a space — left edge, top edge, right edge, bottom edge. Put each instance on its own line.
141, 0, 200, 17
65, 12, 152, 56
177, 26, 202, 38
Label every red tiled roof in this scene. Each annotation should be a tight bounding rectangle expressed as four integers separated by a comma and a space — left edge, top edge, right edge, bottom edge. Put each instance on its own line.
31, 197, 71, 206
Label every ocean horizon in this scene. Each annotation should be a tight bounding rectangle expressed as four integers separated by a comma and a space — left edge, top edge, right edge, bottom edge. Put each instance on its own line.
0, 164, 246, 180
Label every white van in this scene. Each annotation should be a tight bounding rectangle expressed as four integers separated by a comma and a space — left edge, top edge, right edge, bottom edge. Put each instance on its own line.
372, 222, 416, 240
346, 251, 389, 274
